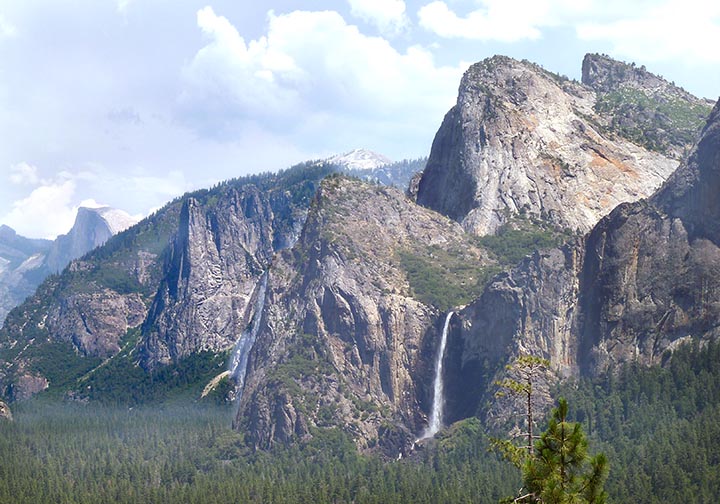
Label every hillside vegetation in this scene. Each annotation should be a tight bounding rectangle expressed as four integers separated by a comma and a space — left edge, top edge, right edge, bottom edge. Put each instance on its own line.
2, 340, 719, 503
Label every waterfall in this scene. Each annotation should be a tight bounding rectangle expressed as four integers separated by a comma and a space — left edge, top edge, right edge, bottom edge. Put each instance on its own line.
228, 272, 268, 401
421, 311, 453, 439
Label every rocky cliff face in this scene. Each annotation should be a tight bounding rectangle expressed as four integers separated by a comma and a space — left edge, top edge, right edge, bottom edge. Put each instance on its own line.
140, 186, 276, 369
583, 53, 713, 159
445, 242, 584, 424
450, 99, 720, 424
578, 99, 720, 373
0, 207, 138, 325
416, 55, 690, 236
0, 226, 51, 324
0, 165, 332, 401
45, 207, 138, 274
234, 176, 495, 453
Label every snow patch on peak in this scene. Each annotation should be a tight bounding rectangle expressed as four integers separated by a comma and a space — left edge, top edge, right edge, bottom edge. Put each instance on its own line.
326, 148, 393, 171
93, 207, 139, 235
77, 206, 138, 235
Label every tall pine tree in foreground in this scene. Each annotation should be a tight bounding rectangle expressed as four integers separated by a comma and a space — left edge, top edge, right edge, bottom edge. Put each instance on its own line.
514, 398, 608, 504
494, 355, 551, 459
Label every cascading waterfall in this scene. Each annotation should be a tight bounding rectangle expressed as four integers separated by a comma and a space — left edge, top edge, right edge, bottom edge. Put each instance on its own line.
421, 311, 454, 439
226, 226, 301, 404
228, 271, 268, 401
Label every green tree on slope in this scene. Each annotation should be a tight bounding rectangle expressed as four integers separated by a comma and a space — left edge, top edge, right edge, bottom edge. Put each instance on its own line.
513, 398, 609, 504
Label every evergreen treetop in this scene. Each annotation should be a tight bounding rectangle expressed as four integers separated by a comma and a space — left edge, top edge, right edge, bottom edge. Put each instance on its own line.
518, 398, 608, 504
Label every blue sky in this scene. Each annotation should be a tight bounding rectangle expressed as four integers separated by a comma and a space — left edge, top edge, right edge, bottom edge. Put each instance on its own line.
1, 0, 718, 238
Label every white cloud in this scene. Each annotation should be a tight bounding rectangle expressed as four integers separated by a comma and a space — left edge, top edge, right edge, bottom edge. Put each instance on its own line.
347, 0, 408, 33
77, 198, 107, 209
418, 0, 720, 66
417, 0, 581, 42
116, 0, 134, 14
0, 14, 17, 38
2, 180, 78, 239
0, 164, 192, 239
1, 163, 148, 239
180, 7, 467, 148
8, 162, 40, 185
577, 0, 720, 64
107, 106, 142, 125
179, 6, 304, 133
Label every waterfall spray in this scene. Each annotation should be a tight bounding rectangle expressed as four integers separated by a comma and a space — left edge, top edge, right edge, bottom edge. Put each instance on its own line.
421, 311, 453, 439
228, 272, 268, 401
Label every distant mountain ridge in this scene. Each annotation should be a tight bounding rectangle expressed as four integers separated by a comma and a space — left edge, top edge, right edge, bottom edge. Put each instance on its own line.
0, 226, 51, 325
325, 148, 426, 190
45, 207, 138, 274
326, 149, 392, 170
0, 207, 138, 324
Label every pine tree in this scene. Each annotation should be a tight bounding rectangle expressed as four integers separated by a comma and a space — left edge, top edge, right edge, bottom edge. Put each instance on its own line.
519, 398, 608, 504
492, 355, 551, 467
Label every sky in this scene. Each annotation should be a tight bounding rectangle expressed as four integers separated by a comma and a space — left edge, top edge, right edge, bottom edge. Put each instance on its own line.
1, 0, 718, 239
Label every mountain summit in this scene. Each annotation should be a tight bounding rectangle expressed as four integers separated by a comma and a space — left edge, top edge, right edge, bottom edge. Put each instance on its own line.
326, 149, 392, 171
582, 53, 713, 159
449, 98, 720, 424
45, 206, 138, 274
416, 54, 710, 236
0, 206, 138, 324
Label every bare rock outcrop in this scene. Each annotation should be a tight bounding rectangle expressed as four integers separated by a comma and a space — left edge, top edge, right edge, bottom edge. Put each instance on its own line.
445, 241, 584, 424
140, 186, 275, 368
583, 53, 713, 159
45, 207, 138, 274
0, 399, 11, 421
0, 206, 137, 325
235, 176, 494, 453
46, 289, 147, 358
452, 99, 720, 424
4, 369, 48, 402
578, 98, 720, 373
417, 55, 685, 236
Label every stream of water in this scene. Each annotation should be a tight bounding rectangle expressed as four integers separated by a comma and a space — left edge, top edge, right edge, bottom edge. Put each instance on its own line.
421, 311, 453, 439
228, 272, 268, 400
